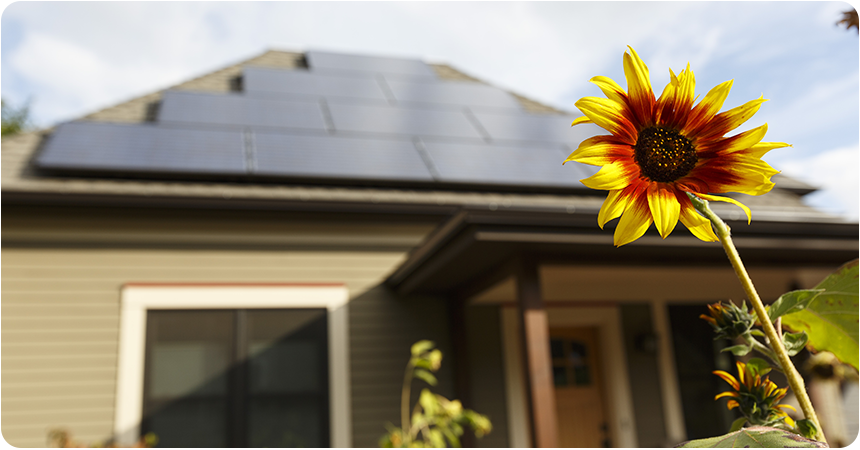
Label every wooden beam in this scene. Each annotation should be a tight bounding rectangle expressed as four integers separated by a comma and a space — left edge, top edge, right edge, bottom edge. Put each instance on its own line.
516, 257, 558, 448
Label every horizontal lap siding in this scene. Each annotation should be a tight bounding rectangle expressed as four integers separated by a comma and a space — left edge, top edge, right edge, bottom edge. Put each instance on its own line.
348, 287, 455, 447
2, 246, 420, 447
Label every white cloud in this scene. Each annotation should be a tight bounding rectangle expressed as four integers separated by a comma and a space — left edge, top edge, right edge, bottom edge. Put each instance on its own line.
780, 146, 860, 220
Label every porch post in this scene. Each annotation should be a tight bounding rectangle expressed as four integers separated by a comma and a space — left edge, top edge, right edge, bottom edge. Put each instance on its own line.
515, 257, 558, 448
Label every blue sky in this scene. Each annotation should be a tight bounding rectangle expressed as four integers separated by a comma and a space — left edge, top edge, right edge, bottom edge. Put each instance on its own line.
2, 1, 858, 219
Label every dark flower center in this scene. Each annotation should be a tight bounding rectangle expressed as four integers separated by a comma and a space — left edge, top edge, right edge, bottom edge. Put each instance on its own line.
634, 126, 698, 183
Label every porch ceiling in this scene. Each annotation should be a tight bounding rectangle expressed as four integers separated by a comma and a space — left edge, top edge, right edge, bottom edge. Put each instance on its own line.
385, 209, 859, 296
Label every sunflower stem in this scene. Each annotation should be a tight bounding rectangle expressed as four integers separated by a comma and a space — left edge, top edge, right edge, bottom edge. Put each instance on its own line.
687, 192, 827, 444
743, 333, 781, 369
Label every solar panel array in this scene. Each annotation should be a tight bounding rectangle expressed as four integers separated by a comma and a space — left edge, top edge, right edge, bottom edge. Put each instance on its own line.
37, 50, 601, 191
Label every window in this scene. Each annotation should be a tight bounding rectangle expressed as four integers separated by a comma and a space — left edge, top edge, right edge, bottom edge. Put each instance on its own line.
142, 309, 329, 447
115, 285, 351, 447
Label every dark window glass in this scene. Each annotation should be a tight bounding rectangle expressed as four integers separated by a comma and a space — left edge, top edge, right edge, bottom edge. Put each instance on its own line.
142, 309, 329, 447
668, 304, 735, 440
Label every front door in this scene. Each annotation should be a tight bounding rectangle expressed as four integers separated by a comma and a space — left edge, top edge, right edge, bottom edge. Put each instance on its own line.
551, 326, 610, 447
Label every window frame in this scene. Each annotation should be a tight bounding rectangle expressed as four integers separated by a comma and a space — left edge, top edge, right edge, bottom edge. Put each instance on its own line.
114, 283, 351, 447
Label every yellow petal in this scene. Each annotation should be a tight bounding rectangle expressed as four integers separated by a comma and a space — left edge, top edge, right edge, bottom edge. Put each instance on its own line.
730, 156, 780, 179
574, 96, 636, 141
722, 124, 769, 154
590, 76, 627, 105
564, 136, 632, 166
704, 96, 767, 138
580, 161, 637, 190
623, 46, 654, 123
675, 64, 696, 112
713, 370, 741, 391
597, 189, 628, 229
726, 400, 740, 410
679, 201, 718, 242
714, 391, 739, 400
783, 415, 795, 428
647, 184, 680, 239
571, 116, 592, 126
777, 404, 797, 412
656, 68, 678, 108
697, 193, 752, 224
685, 80, 733, 133
747, 142, 791, 159
705, 157, 778, 196
614, 195, 652, 246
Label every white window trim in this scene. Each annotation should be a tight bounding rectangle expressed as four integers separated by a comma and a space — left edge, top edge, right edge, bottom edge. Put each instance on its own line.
114, 284, 352, 447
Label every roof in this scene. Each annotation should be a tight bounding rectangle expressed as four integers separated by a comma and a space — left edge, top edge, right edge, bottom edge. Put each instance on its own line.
0, 49, 849, 226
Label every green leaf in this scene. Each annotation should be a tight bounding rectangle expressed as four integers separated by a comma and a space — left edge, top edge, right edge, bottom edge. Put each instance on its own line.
441, 426, 460, 448
411, 340, 435, 357
745, 357, 772, 377
419, 389, 439, 416
722, 344, 751, 356
675, 426, 826, 448
414, 369, 438, 386
729, 417, 747, 432
795, 419, 819, 440
782, 331, 808, 357
411, 412, 425, 427
749, 329, 765, 338
767, 289, 823, 322
427, 349, 443, 371
782, 260, 859, 370
428, 429, 446, 448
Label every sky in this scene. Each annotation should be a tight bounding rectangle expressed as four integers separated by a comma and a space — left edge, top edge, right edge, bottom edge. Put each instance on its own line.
2, 1, 858, 220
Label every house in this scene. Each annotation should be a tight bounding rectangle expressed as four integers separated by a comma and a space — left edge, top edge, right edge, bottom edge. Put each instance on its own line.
2, 49, 856, 448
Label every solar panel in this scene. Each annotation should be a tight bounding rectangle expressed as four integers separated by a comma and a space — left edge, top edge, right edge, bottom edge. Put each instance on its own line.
471, 111, 603, 146
36, 122, 246, 174
159, 91, 328, 131
254, 132, 434, 182
326, 103, 484, 139
422, 140, 597, 188
243, 67, 389, 103
306, 50, 437, 78
386, 78, 522, 110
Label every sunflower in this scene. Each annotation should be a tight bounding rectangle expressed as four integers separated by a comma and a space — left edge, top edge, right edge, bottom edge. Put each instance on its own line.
714, 361, 797, 428
565, 46, 789, 246
700, 301, 756, 340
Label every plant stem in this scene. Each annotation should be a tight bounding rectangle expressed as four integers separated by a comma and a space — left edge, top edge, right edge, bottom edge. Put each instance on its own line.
744, 333, 781, 368
402, 360, 415, 446
688, 193, 827, 444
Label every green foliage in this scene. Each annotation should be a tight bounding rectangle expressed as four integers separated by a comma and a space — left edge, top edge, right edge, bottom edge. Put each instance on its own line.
48, 428, 157, 448
701, 301, 756, 340
767, 289, 824, 322
728, 417, 747, 433
721, 344, 751, 356
1, 98, 31, 137
794, 419, 819, 440
380, 341, 491, 448
675, 426, 827, 448
744, 358, 772, 377
781, 331, 808, 357
781, 259, 859, 370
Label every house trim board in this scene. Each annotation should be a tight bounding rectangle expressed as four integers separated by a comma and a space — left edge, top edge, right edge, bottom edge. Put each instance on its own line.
652, 299, 688, 443
114, 284, 352, 447
500, 304, 638, 448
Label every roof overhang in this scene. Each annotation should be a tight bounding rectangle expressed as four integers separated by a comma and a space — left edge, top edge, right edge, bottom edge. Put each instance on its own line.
385, 208, 859, 296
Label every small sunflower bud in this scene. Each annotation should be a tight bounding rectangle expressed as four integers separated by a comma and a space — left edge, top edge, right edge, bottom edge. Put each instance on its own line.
700, 300, 756, 340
